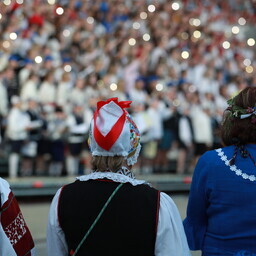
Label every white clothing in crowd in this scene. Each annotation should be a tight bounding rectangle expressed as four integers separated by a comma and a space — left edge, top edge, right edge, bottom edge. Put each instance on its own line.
190, 105, 213, 146
6, 106, 30, 141
38, 81, 56, 104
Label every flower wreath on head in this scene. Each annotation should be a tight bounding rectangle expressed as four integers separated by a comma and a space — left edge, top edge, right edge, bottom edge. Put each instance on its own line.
227, 97, 256, 123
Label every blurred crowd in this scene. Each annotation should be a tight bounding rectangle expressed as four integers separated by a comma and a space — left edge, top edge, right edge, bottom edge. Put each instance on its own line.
0, 0, 255, 177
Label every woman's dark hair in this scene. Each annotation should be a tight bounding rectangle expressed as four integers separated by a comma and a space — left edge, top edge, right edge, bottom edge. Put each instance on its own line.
221, 87, 256, 146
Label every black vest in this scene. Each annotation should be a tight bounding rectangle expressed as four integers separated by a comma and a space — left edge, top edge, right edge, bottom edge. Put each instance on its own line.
58, 180, 160, 256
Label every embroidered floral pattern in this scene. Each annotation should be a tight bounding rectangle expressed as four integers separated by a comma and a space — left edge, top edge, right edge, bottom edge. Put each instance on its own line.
77, 170, 149, 186
116, 167, 135, 179
4, 212, 27, 245
216, 148, 256, 182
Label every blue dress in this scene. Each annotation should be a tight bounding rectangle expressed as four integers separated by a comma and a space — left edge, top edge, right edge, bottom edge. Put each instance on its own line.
184, 144, 256, 256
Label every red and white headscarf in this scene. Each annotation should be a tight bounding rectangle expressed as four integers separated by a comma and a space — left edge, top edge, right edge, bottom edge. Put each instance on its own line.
89, 98, 141, 166
0, 178, 35, 256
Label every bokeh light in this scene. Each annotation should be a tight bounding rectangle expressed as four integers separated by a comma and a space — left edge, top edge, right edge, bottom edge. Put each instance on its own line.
148, 5, 156, 13
64, 65, 72, 72
16, 0, 24, 3
140, 12, 147, 20
231, 26, 240, 34
247, 38, 255, 46
35, 56, 43, 64
87, 17, 94, 24
56, 7, 64, 15
222, 41, 230, 49
181, 32, 189, 40
173, 99, 180, 107
156, 83, 163, 91
245, 66, 253, 73
3, 41, 10, 49
189, 18, 201, 27
189, 85, 196, 93
128, 38, 136, 46
63, 29, 71, 37
181, 51, 190, 59
172, 2, 180, 10
193, 18, 201, 27
193, 30, 201, 38
10, 33, 17, 40
243, 59, 251, 66
3, 0, 11, 5
110, 83, 117, 91
47, 0, 56, 4
133, 22, 140, 30
238, 17, 246, 25
143, 33, 150, 41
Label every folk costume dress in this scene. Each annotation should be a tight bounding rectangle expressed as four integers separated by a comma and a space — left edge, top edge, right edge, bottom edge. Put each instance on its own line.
47, 98, 190, 256
0, 178, 35, 256
47, 170, 190, 256
184, 145, 256, 255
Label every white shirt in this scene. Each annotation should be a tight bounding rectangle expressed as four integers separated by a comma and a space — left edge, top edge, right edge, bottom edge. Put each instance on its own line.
47, 172, 191, 256
6, 107, 30, 140
38, 81, 56, 104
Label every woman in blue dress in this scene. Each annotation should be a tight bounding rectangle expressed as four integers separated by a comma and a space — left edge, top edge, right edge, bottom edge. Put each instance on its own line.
184, 87, 256, 256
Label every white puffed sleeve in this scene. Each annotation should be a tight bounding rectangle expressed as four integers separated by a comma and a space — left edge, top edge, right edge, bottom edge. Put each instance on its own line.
155, 192, 191, 256
47, 188, 68, 256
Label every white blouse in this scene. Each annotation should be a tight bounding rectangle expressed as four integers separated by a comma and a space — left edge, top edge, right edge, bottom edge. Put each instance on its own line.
47, 172, 191, 256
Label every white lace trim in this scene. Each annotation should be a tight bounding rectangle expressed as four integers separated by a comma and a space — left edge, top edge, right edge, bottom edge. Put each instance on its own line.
216, 148, 256, 182
76, 171, 148, 186
126, 143, 141, 166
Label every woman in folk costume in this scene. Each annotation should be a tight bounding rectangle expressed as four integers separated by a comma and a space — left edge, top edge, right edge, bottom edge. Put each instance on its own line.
0, 178, 35, 256
47, 98, 190, 256
184, 87, 256, 255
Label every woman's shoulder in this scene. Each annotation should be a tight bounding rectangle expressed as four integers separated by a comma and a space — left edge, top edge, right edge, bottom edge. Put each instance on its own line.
200, 145, 234, 161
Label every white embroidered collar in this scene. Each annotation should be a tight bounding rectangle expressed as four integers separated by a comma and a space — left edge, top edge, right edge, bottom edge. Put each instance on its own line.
216, 148, 256, 182
76, 170, 149, 186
